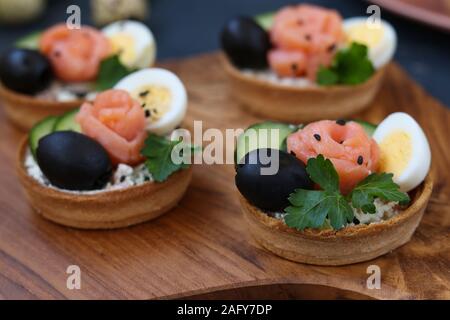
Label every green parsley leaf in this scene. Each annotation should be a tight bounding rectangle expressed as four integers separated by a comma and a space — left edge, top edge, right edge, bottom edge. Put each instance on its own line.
328, 193, 355, 229
349, 173, 410, 213
317, 66, 339, 85
285, 156, 354, 230
305, 154, 339, 193
284, 155, 409, 230
141, 134, 192, 182
285, 189, 353, 230
285, 190, 329, 229
285, 190, 353, 231
95, 55, 135, 91
317, 42, 375, 86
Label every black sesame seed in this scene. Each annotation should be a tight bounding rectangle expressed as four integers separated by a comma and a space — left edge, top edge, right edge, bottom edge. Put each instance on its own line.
336, 119, 346, 126
141, 103, 146, 108
139, 90, 149, 97
291, 63, 298, 72
353, 217, 360, 225
120, 176, 126, 182
314, 134, 321, 141
144, 176, 150, 182
327, 43, 336, 53
145, 110, 151, 118
305, 34, 312, 41
340, 140, 344, 144
357, 155, 364, 165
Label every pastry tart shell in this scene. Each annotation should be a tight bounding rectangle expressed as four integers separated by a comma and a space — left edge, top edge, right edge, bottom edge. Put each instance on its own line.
240, 174, 433, 266
222, 56, 386, 123
0, 83, 83, 131
17, 138, 193, 229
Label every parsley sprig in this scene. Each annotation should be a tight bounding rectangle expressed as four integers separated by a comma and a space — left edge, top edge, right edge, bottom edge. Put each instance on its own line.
317, 42, 375, 86
141, 134, 196, 182
284, 155, 410, 230
350, 173, 410, 213
95, 55, 136, 90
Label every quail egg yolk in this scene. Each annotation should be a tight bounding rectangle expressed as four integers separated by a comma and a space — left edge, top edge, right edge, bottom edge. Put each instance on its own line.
109, 33, 136, 67
378, 130, 412, 177
134, 86, 172, 123
346, 23, 384, 49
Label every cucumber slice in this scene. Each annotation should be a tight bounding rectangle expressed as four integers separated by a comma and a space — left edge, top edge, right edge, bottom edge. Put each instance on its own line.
15, 31, 42, 50
354, 120, 377, 136
236, 121, 297, 164
53, 109, 81, 132
255, 11, 275, 30
29, 116, 58, 157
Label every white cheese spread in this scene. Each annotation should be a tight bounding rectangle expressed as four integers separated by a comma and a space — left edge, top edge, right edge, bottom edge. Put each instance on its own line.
241, 69, 314, 88
35, 81, 98, 102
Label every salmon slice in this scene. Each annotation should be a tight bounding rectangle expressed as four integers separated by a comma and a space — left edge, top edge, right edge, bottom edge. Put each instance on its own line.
269, 4, 344, 80
40, 24, 111, 82
287, 120, 379, 194
76, 89, 147, 166
267, 49, 308, 77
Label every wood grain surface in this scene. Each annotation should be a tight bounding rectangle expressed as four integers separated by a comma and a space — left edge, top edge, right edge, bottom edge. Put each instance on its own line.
0, 53, 449, 300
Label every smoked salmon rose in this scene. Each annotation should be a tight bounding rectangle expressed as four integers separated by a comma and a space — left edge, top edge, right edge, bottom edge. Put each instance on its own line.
40, 24, 111, 82
287, 120, 379, 194
76, 89, 147, 165
268, 4, 345, 80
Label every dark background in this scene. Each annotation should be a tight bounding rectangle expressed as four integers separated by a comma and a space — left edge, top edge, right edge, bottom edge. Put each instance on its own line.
0, 0, 449, 106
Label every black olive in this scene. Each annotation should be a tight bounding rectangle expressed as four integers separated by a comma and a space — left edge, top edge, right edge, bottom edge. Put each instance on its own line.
36, 131, 113, 191
235, 148, 313, 212
220, 16, 271, 69
0, 48, 53, 95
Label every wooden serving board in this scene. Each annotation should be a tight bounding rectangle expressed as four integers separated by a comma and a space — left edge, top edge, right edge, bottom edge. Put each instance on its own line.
0, 53, 448, 300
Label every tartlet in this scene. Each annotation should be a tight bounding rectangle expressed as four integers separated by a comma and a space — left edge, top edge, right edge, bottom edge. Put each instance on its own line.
223, 57, 386, 122
0, 83, 83, 131
235, 113, 432, 265
240, 173, 432, 265
17, 138, 192, 229
0, 20, 156, 130
220, 4, 397, 122
16, 66, 190, 230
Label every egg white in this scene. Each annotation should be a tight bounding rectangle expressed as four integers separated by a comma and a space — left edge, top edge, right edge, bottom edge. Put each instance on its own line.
373, 112, 431, 192
114, 68, 187, 135
102, 20, 156, 69
343, 17, 397, 69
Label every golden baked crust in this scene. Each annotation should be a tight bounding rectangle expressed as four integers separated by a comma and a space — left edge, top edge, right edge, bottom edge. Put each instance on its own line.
0, 83, 83, 131
240, 174, 433, 265
17, 138, 192, 229
222, 55, 386, 123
